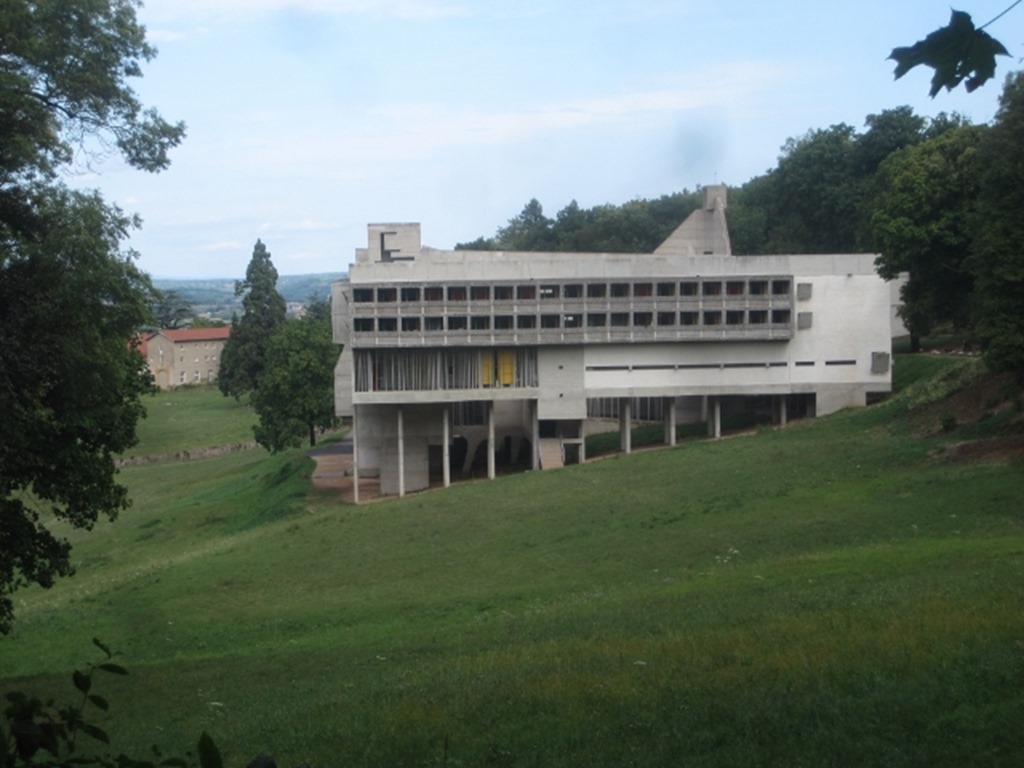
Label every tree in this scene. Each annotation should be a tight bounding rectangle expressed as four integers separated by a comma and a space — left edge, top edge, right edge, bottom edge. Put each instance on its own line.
890, 8, 1012, 97
968, 71, 1024, 375
150, 288, 194, 329
867, 123, 987, 348
0, 0, 183, 633
251, 300, 338, 452
218, 240, 287, 399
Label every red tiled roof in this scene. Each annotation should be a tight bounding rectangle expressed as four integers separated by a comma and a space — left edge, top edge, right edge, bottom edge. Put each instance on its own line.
159, 327, 232, 342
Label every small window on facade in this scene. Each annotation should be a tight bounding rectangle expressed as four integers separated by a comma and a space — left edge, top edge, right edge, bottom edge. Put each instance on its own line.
425, 316, 444, 331
772, 279, 791, 295
680, 311, 699, 325
517, 285, 536, 300
633, 312, 653, 327
703, 311, 722, 325
610, 312, 629, 327
771, 309, 791, 324
564, 314, 581, 328
400, 286, 421, 302
353, 288, 374, 303
657, 282, 675, 297
494, 315, 513, 330
726, 281, 745, 296
471, 316, 490, 330
633, 283, 653, 298
377, 287, 397, 303
587, 283, 607, 298
564, 283, 583, 299
749, 280, 768, 296
494, 285, 513, 300
540, 285, 560, 299
587, 313, 607, 327
424, 286, 444, 301
377, 317, 398, 332
448, 286, 467, 301
657, 311, 675, 326
726, 310, 745, 325
517, 314, 536, 329
354, 318, 374, 332
540, 314, 560, 329
193, 370, 201, 382
610, 283, 629, 298
749, 310, 768, 324
447, 316, 467, 330
680, 281, 698, 296
470, 285, 490, 301
401, 317, 421, 332
702, 281, 722, 296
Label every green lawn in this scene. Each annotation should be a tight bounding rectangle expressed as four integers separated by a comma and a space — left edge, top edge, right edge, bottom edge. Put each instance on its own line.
126, 386, 257, 457
2, 357, 1022, 767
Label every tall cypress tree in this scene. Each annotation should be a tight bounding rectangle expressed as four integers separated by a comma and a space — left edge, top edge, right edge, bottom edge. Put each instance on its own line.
218, 240, 286, 398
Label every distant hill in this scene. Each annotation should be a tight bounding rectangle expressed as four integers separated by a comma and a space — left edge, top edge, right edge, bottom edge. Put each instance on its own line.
153, 273, 346, 322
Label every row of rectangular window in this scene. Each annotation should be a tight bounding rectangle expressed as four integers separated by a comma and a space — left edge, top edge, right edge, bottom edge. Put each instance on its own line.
354, 309, 792, 333
352, 279, 792, 304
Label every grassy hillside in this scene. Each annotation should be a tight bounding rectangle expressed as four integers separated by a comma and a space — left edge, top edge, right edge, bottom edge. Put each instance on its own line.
126, 387, 257, 457
2, 357, 1022, 767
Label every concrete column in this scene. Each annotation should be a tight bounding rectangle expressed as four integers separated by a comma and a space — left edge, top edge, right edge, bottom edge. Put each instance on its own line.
665, 397, 677, 446
778, 395, 788, 427
578, 419, 587, 463
442, 405, 451, 488
487, 401, 496, 480
531, 400, 540, 470
620, 398, 632, 454
708, 396, 721, 439
351, 407, 360, 505
397, 406, 405, 498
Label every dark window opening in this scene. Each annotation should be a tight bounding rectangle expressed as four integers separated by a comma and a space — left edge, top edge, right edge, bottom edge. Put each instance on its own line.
540, 285, 560, 299
470, 285, 490, 301
564, 283, 583, 298
610, 282, 629, 298
377, 317, 398, 332
517, 315, 536, 329
447, 316, 467, 331
587, 313, 607, 327
680, 311, 699, 326
400, 286, 421, 302
657, 282, 676, 297
703, 311, 722, 325
726, 310, 745, 325
494, 315, 513, 330
448, 286, 467, 301
540, 314, 560, 329
425, 316, 444, 331
517, 285, 536, 300
633, 282, 653, 298
772, 279, 791, 295
353, 288, 374, 303
702, 281, 722, 296
401, 317, 421, 331
354, 318, 374, 331
470, 316, 490, 330
494, 285, 513, 300
424, 286, 444, 302
680, 281, 698, 296
633, 312, 653, 327
587, 283, 607, 298
610, 312, 629, 327
657, 311, 675, 326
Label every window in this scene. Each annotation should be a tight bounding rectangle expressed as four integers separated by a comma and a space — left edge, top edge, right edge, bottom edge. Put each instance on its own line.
400, 286, 421, 302
633, 312, 653, 327
702, 281, 722, 296
587, 283, 607, 298
749, 310, 768, 324
610, 282, 629, 298
749, 280, 768, 296
470, 316, 490, 330
564, 314, 581, 328
657, 311, 675, 326
680, 281, 698, 296
703, 311, 722, 325
377, 317, 398, 332
516, 285, 536, 300
179, 371, 186, 383
726, 310, 745, 325
193, 370, 201, 382
564, 283, 583, 299
657, 282, 675, 297
540, 314, 560, 329
448, 286, 467, 301
610, 312, 629, 327
424, 286, 444, 301
401, 317, 421, 331
470, 285, 490, 301
586, 313, 606, 327
353, 288, 373, 303
540, 285, 560, 299
354, 318, 374, 332
494, 285, 513, 300
772, 279, 791, 295
494, 315, 513, 330
447, 316, 467, 330
633, 282, 653, 298
377, 287, 397, 303
425, 316, 444, 331
771, 309, 791, 324
726, 281, 745, 296
680, 311, 699, 326
517, 315, 536, 329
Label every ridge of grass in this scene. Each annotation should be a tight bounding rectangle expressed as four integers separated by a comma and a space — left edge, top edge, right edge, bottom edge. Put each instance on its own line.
2, 356, 1022, 767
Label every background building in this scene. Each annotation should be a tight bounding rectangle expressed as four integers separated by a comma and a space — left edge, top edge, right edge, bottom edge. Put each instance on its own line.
333, 186, 899, 500
142, 327, 231, 389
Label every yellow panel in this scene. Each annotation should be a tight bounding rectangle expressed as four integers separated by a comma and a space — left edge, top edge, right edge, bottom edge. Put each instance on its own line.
498, 349, 515, 386
481, 350, 494, 387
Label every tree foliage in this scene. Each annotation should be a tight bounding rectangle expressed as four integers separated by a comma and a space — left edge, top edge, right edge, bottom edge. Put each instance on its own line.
890, 9, 1011, 97
968, 71, 1024, 375
0, 0, 183, 633
217, 240, 286, 399
251, 300, 337, 452
150, 289, 194, 329
867, 124, 987, 345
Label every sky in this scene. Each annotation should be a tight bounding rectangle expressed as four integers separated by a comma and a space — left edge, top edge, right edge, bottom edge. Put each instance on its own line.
70, 0, 1017, 278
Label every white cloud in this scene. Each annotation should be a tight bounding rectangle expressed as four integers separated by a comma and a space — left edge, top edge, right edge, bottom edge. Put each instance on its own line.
200, 240, 244, 252
140, 0, 470, 22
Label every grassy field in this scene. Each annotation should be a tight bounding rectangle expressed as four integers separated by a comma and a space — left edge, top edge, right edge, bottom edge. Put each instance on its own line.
125, 386, 258, 457
2, 358, 1023, 767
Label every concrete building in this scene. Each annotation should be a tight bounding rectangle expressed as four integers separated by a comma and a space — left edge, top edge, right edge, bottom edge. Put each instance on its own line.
332, 186, 897, 500
142, 327, 231, 389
